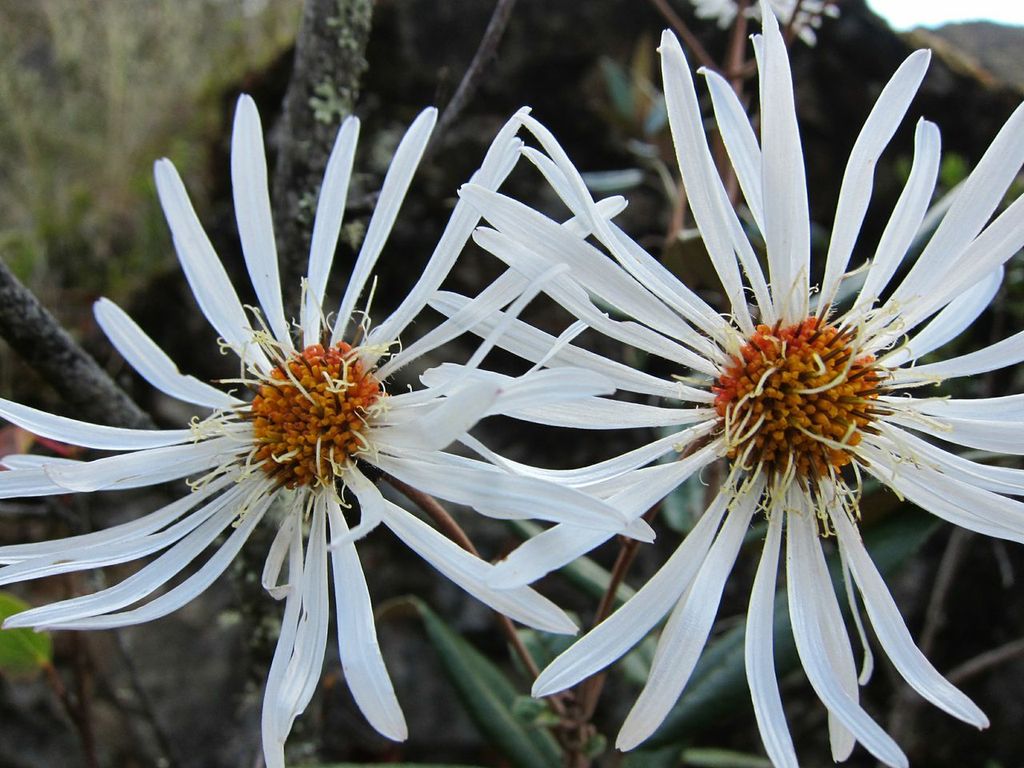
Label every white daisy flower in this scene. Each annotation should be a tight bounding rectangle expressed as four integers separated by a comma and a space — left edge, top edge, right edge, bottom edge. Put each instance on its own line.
0, 98, 644, 767
450, 6, 1024, 767
692, 0, 839, 45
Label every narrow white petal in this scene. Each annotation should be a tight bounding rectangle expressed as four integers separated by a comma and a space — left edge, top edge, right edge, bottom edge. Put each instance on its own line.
853, 119, 941, 313
262, 513, 305, 768
47, 494, 270, 630
4, 482, 254, 629
817, 50, 930, 312
350, 476, 576, 634
745, 509, 797, 768
368, 108, 529, 345
884, 267, 1002, 366
231, 95, 289, 347
326, 492, 407, 740
375, 380, 501, 454
758, 6, 810, 320
0, 475, 231, 564
303, 116, 361, 346
0, 467, 76, 500
887, 412, 1024, 455
332, 108, 436, 340
786, 508, 908, 768
832, 510, 988, 727
617, 487, 758, 750
899, 328, 1024, 381
532, 483, 733, 697
0, 397, 190, 451
702, 67, 765, 233
43, 436, 237, 493
373, 453, 644, 535
153, 159, 270, 371
94, 298, 240, 409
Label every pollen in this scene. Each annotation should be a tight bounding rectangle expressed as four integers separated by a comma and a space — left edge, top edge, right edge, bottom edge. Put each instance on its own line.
712, 319, 883, 479
248, 342, 383, 488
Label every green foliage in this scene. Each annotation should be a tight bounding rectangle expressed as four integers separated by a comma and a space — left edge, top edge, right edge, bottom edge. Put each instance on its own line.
0, 592, 53, 677
405, 597, 563, 768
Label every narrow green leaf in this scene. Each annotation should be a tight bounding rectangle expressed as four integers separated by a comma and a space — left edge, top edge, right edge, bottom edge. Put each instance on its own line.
645, 508, 940, 747
622, 746, 680, 768
681, 747, 772, 767
0, 592, 53, 677
406, 597, 562, 768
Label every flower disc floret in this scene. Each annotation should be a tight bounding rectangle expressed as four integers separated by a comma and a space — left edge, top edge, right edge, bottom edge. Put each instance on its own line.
249, 342, 383, 488
713, 318, 883, 479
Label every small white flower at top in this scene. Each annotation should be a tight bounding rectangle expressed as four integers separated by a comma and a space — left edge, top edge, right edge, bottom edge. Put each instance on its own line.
692, 0, 840, 44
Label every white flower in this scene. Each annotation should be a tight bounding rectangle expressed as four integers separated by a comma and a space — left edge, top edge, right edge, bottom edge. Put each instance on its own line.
0, 98, 643, 767
452, 6, 1024, 767
692, 0, 839, 45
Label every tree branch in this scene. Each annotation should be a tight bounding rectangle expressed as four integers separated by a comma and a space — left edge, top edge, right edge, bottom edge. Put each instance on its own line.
272, 0, 374, 321
0, 257, 152, 429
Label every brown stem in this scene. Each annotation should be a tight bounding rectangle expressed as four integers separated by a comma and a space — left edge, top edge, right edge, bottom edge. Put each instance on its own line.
430, 0, 520, 155
646, 0, 716, 70
44, 656, 99, 768
947, 637, 1024, 685
381, 472, 552, 692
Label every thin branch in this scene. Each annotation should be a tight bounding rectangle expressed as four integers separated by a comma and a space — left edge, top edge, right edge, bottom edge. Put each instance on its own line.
647, 0, 716, 70
272, 0, 374, 321
430, 0, 520, 153
919, 528, 973, 656
0, 257, 153, 429
948, 637, 1024, 685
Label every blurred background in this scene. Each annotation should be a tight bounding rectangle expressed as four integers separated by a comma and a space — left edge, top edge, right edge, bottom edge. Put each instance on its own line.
0, 1, 1022, 766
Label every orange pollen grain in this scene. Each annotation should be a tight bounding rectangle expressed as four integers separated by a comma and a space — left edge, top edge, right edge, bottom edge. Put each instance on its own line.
249, 342, 382, 488
711, 318, 882, 479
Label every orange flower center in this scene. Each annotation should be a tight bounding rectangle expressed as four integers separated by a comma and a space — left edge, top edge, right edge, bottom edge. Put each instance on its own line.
712, 319, 882, 479
249, 342, 383, 488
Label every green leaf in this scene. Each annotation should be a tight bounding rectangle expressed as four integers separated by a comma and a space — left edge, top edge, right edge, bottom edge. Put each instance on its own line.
622, 746, 680, 768
0, 591, 53, 677
681, 747, 772, 767
405, 597, 562, 768
645, 508, 940, 747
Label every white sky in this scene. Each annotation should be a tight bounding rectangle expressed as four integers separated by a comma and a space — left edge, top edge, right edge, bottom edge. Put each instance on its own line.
866, 0, 1024, 29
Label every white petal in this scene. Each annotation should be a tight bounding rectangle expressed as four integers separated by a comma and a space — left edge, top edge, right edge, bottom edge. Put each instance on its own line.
43, 436, 237, 493
617, 486, 758, 750
4, 482, 255, 629
94, 298, 240, 409
853, 119, 941, 313
0, 475, 231, 564
887, 412, 1024, 455
427, 290, 713, 402
817, 50, 930, 312
745, 509, 797, 768
758, 6, 810, 320
532, 482, 733, 698
489, 444, 721, 589
0, 467, 76, 500
153, 159, 270, 371
832, 510, 988, 727
885, 267, 1002, 366
368, 108, 529, 345
45, 493, 270, 630
0, 397, 190, 451
350, 475, 576, 634
231, 95, 289, 347
786, 507, 908, 768
332, 108, 436, 340
899, 328, 1024, 381
374, 380, 501, 454
373, 453, 644, 536
303, 116, 361, 346
326, 492, 407, 740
